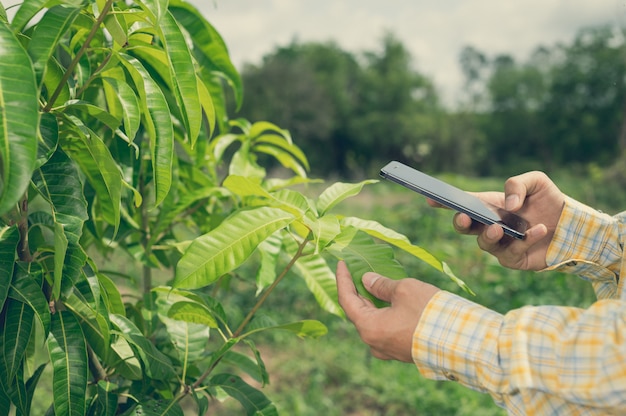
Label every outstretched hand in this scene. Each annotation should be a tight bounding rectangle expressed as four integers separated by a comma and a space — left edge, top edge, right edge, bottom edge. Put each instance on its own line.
336, 261, 439, 362
430, 171, 565, 270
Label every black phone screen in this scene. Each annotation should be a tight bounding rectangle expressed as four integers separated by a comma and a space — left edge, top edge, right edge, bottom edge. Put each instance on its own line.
379, 161, 527, 239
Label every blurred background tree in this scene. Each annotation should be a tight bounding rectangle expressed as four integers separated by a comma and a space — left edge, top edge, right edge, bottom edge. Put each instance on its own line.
234, 23, 626, 181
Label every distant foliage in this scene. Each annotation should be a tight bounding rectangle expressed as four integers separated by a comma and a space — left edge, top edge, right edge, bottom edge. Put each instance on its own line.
239, 25, 626, 178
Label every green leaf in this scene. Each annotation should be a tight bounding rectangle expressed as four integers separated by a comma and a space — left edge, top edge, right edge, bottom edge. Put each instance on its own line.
0, 299, 34, 386
0, 4, 6, 23
108, 337, 142, 380
135, 0, 168, 24
102, 77, 141, 143
308, 214, 341, 254
210, 374, 278, 416
223, 175, 311, 216
9, 263, 50, 336
329, 227, 407, 306
110, 314, 176, 381
0, 20, 39, 216
169, 1, 244, 109
316, 180, 378, 215
48, 311, 88, 416
32, 149, 88, 294
130, 398, 184, 416
59, 120, 122, 233
285, 238, 344, 317
341, 216, 474, 294
222, 346, 268, 385
255, 233, 282, 295
244, 315, 328, 339
10, 0, 47, 32
119, 53, 173, 206
27, 4, 80, 88
174, 207, 295, 289
196, 73, 216, 139
167, 300, 218, 328
25, 364, 46, 416
37, 112, 59, 169
95, 380, 118, 416
63, 289, 111, 360
97, 272, 125, 316
160, 11, 202, 144
53, 222, 68, 300
0, 225, 18, 313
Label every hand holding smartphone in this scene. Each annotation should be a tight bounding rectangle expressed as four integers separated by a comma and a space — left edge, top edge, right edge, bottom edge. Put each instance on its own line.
379, 161, 528, 240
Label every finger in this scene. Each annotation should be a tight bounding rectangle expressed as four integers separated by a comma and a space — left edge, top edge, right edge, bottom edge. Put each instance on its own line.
504, 171, 547, 211
426, 198, 448, 209
476, 224, 504, 252
453, 212, 484, 235
336, 261, 369, 318
363, 272, 396, 303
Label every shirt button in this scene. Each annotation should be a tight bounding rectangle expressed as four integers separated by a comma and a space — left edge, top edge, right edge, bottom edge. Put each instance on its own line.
444, 372, 458, 382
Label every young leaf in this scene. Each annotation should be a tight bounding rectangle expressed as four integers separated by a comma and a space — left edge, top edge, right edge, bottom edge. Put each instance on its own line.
48, 311, 88, 416
291, 249, 344, 317
316, 180, 378, 215
63, 290, 111, 360
341, 216, 474, 294
59, 120, 122, 233
119, 53, 173, 206
167, 300, 218, 328
10, 0, 47, 32
0, 20, 39, 216
243, 315, 328, 339
26, 4, 80, 88
160, 11, 202, 144
210, 374, 278, 416
33, 150, 89, 293
328, 227, 407, 306
110, 314, 176, 381
174, 207, 295, 289
255, 233, 283, 295
169, 1, 244, 109
102, 77, 141, 143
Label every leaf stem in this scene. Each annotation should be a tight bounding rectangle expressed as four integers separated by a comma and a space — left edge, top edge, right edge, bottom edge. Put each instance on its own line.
43, 0, 115, 112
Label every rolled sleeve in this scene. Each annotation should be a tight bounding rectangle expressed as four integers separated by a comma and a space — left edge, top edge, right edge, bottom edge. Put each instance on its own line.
544, 197, 622, 287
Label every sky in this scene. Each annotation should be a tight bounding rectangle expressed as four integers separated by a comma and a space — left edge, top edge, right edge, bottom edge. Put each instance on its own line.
187, 0, 625, 104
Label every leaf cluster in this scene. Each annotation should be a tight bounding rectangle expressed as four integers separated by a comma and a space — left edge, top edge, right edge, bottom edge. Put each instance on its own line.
0, 1, 465, 414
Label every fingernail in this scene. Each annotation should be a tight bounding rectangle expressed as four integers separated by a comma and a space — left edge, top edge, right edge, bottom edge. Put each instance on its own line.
362, 272, 381, 289
505, 194, 519, 211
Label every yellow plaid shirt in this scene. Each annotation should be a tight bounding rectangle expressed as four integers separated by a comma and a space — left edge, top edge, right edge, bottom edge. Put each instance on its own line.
412, 197, 626, 415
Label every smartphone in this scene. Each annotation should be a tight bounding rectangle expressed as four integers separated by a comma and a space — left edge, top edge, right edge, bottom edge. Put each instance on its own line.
379, 161, 528, 240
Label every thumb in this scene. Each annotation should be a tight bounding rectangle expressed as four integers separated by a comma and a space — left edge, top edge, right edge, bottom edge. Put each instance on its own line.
362, 272, 395, 303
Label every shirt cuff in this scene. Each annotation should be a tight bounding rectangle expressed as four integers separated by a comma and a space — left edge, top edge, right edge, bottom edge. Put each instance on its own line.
412, 291, 505, 393
543, 196, 621, 283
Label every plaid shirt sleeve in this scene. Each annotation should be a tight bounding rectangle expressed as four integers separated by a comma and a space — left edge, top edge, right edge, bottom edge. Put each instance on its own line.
412, 197, 626, 415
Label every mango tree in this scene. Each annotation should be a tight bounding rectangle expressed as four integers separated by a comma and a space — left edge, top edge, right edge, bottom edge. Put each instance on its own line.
0, 0, 468, 414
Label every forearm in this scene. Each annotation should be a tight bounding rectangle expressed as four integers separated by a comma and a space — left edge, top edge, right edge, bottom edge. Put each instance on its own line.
413, 292, 626, 414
